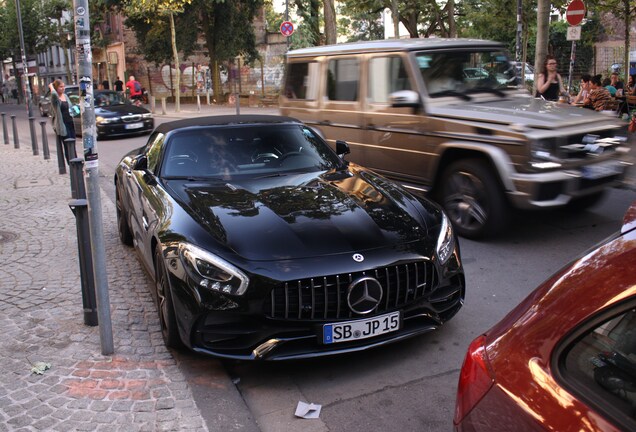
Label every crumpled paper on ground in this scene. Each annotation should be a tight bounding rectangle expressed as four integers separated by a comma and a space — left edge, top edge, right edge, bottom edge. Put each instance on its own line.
295, 401, 322, 419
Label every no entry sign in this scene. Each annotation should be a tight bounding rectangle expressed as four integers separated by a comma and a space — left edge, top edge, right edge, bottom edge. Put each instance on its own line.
280, 21, 294, 37
566, 0, 586, 26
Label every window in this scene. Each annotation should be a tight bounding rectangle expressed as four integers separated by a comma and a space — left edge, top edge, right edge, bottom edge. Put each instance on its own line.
284, 62, 319, 100
145, 132, 165, 174
326, 58, 359, 101
561, 306, 636, 429
368, 56, 412, 104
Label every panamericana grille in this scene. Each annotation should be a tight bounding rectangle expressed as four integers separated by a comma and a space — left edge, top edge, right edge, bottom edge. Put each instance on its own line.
265, 260, 436, 321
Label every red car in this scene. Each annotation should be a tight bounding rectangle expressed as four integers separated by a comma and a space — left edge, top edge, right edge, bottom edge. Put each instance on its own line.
455, 201, 636, 431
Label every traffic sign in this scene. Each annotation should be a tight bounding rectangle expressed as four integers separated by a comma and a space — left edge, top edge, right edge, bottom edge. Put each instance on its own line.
566, 0, 586, 26
280, 21, 294, 37
567, 26, 581, 41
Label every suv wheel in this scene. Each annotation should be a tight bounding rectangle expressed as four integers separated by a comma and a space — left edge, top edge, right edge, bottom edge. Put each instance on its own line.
439, 159, 509, 239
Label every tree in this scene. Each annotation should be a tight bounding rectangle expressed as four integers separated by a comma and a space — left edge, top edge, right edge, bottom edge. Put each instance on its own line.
587, 0, 636, 85
198, 0, 262, 103
323, 0, 337, 44
337, 2, 384, 42
124, 0, 193, 112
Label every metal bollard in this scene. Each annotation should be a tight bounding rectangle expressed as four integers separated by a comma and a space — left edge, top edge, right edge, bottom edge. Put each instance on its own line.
68, 158, 98, 326
11, 115, 19, 148
161, 97, 166, 115
150, 95, 155, 114
64, 138, 77, 161
2, 113, 8, 144
55, 135, 66, 174
28, 117, 39, 156
39, 121, 50, 160
197, 94, 201, 112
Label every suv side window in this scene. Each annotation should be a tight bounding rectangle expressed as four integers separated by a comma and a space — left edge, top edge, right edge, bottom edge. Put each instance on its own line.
561, 307, 636, 428
327, 58, 359, 101
368, 56, 412, 103
284, 62, 319, 100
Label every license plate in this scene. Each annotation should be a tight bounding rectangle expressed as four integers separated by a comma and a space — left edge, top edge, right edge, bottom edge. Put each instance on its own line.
125, 122, 143, 129
323, 311, 400, 344
580, 160, 622, 180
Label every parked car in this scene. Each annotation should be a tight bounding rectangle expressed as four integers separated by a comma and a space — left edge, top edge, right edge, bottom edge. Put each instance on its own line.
454, 200, 636, 431
37, 84, 80, 117
114, 115, 465, 360
71, 90, 154, 139
513, 61, 535, 82
280, 39, 633, 239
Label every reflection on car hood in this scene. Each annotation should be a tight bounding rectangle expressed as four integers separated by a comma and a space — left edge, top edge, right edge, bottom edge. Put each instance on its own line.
95, 104, 150, 116
430, 95, 620, 129
164, 167, 430, 261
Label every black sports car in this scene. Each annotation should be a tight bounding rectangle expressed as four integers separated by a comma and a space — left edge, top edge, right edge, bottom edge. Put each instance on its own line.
114, 115, 465, 360
72, 90, 153, 138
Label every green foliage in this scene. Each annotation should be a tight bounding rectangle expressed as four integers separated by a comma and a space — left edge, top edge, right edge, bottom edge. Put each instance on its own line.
337, 1, 384, 42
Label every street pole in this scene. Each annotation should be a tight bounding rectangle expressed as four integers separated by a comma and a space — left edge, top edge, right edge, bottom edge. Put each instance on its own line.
516, 0, 522, 63
14, 0, 34, 119
73, 0, 114, 355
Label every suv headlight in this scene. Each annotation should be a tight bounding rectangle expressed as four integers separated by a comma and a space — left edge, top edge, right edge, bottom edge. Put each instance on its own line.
530, 138, 562, 168
436, 213, 455, 265
179, 243, 249, 295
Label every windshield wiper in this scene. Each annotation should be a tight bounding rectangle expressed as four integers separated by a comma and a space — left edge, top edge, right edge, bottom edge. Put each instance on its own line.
254, 172, 290, 179
429, 90, 472, 101
466, 87, 506, 97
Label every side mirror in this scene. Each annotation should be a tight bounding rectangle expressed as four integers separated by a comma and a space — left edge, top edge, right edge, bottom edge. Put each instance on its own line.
389, 90, 421, 108
336, 140, 350, 157
132, 154, 148, 171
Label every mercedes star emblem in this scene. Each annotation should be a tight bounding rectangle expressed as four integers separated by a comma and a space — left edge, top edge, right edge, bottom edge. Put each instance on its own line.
352, 253, 364, 262
347, 276, 383, 314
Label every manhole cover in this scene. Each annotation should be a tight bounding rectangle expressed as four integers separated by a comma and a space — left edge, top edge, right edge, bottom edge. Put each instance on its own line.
0, 231, 18, 244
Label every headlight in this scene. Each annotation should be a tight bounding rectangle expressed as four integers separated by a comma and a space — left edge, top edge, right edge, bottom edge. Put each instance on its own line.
179, 243, 249, 295
96, 116, 119, 124
530, 137, 562, 168
436, 213, 455, 265
142, 113, 153, 119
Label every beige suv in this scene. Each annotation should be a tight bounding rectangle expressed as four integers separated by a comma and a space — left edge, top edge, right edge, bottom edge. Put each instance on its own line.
279, 38, 633, 238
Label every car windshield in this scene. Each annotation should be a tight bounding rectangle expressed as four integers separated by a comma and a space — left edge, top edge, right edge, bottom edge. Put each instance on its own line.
94, 91, 126, 107
161, 124, 344, 179
416, 50, 517, 97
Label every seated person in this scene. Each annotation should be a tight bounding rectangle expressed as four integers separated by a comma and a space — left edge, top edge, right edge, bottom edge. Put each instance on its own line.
583, 75, 614, 111
603, 77, 617, 96
571, 74, 591, 105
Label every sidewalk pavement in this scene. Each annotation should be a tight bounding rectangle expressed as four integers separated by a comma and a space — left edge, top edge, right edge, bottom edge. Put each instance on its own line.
0, 103, 263, 431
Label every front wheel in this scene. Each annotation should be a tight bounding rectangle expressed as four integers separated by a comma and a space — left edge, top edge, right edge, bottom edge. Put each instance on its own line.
154, 248, 183, 349
438, 159, 509, 239
115, 186, 133, 246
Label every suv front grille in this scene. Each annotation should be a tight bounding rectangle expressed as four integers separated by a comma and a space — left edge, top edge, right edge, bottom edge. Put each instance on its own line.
265, 260, 436, 321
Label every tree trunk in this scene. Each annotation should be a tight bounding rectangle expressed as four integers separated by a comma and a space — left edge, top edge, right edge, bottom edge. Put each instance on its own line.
447, 0, 456, 38
534, 0, 550, 96
323, 0, 337, 45
169, 12, 181, 112
392, 0, 399, 38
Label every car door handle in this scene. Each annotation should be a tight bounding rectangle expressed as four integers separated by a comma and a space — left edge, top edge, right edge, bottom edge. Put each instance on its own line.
319, 120, 332, 126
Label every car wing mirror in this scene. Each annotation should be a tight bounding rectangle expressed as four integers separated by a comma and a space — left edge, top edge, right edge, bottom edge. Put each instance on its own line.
389, 90, 421, 108
336, 140, 350, 157
132, 154, 148, 171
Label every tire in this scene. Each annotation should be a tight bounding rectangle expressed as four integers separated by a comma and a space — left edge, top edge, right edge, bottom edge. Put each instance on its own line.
565, 190, 607, 211
115, 186, 133, 246
154, 248, 183, 349
438, 159, 510, 239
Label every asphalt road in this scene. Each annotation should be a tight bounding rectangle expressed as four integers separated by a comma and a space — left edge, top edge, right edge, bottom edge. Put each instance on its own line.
5, 102, 636, 431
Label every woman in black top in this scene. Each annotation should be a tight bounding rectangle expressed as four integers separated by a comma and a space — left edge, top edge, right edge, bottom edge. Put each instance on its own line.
536, 55, 565, 101
49, 79, 76, 164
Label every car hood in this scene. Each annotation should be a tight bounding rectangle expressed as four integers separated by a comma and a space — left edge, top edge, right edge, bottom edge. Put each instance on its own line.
96, 104, 149, 116
163, 167, 431, 261
429, 95, 619, 130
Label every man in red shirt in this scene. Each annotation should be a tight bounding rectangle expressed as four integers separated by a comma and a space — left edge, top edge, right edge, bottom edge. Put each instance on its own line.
125, 75, 142, 102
